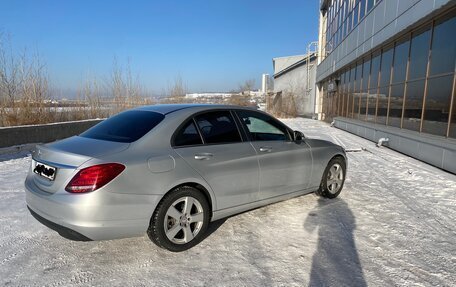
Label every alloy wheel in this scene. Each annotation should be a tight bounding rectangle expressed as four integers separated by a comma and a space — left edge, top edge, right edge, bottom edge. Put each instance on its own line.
164, 196, 204, 244
326, 163, 344, 194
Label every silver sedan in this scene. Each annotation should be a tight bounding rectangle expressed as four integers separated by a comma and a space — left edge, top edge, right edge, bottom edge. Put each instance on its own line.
25, 104, 347, 251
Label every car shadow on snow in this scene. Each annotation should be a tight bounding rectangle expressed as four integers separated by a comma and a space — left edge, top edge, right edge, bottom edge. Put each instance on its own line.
304, 197, 367, 287
200, 218, 228, 242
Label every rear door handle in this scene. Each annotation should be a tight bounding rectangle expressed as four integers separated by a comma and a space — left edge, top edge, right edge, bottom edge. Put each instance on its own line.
194, 153, 213, 160
259, 146, 272, 153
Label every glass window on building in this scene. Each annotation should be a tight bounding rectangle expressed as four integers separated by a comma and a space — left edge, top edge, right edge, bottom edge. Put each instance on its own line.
450, 86, 456, 138
366, 90, 377, 122
339, 24, 344, 43
320, 6, 456, 138
339, 72, 347, 117
408, 27, 431, 80
403, 80, 425, 131
360, 59, 371, 120
346, 69, 352, 117
379, 48, 393, 88
344, 69, 349, 117
342, 71, 348, 117
335, 84, 340, 116
353, 3, 359, 27
388, 83, 405, 128
348, 67, 356, 118
338, 72, 343, 116
347, 11, 352, 33
430, 15, 456, 76
370, 54, 381, 90
363, 59, 371, 88
359, 0, 366, 20
377, 86, 389, 125
392, 39, 410, 84
353, 63, 363, 119
332, 93, 338, 120
422, 75, 454, 136
366, 0, 374, 14
366, 54, 380, 122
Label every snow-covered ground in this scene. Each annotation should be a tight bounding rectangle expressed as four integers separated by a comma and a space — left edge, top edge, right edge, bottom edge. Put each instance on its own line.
1, 118, 455, 287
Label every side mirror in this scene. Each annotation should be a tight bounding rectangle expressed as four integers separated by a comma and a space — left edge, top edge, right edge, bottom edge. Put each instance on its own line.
294, 130, 305, 142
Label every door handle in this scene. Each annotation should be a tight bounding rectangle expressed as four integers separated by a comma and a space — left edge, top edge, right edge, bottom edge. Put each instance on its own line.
194, 153, 213, 160
259, 146, 272, 152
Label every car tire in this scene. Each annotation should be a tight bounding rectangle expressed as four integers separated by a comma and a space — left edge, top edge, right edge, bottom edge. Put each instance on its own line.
147, 186, 210, 252
316, 156, 346, 199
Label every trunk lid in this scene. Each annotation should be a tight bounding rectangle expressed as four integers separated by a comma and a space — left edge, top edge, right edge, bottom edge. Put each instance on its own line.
31, 136, 129, 194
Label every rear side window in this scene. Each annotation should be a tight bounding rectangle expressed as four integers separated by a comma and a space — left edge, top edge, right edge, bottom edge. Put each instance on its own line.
174, 120, 203, 147
80, 111, 164, 143
195, 111, 241, 144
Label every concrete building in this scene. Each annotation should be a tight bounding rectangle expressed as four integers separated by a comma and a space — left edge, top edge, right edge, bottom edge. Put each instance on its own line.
316, 0, 456, 173
272, 52, 318, 117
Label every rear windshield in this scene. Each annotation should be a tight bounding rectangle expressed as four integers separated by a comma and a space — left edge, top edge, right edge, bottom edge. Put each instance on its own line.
80, 111, 165, 143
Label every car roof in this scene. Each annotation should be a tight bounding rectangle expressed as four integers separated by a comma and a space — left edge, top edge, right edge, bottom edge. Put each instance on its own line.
133, 104, 255, 115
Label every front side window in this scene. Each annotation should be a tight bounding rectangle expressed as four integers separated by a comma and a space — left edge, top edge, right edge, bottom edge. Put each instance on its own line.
236, 110, 290, 141
194, 111, 241, 144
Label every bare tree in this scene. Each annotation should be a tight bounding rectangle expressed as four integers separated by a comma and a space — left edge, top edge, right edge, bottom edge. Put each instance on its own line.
76, 75, 105, 120
0, 34, 52, 126
0, 34, 21, 111
108, 58, 146, 113
18, 51, 51, 124
238, 79, 256, 94
168, 75, 187, 98
0, 35, 153, 126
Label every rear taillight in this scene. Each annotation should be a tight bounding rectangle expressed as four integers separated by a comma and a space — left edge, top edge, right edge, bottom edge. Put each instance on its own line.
65, 163, 125, 193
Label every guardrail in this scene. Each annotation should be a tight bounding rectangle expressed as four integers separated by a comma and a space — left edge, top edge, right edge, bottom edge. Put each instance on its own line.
0, 119, 103, 148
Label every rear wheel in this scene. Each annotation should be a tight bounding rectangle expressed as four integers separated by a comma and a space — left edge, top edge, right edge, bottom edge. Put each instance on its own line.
316, 157, 346, 199
147, 186, 210, 252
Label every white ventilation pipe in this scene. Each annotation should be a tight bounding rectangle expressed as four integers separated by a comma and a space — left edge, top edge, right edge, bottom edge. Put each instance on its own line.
377, 138, 389, 147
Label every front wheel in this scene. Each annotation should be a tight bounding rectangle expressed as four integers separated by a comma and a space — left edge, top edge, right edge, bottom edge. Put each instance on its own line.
147, 186, 210, 252
316, 157, 346, 199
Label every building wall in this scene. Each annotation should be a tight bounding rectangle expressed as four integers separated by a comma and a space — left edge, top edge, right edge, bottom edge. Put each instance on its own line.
318, 3, 456, 138
334, 117, 456, 174
273, 55, 306, 74
316, 0, 456, 173
273, 59, 317, 117
317, 0, 454, 82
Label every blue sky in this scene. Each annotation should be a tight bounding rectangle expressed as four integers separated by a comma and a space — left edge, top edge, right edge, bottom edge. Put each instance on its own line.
1, 0, 319, 94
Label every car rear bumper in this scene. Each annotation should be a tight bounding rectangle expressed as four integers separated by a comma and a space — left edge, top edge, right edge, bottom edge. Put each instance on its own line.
27, 206, 92, 241
25, 175, 162, 241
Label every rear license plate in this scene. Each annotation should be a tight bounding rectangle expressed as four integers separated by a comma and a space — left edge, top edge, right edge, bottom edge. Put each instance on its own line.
33, 161, 57, 181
